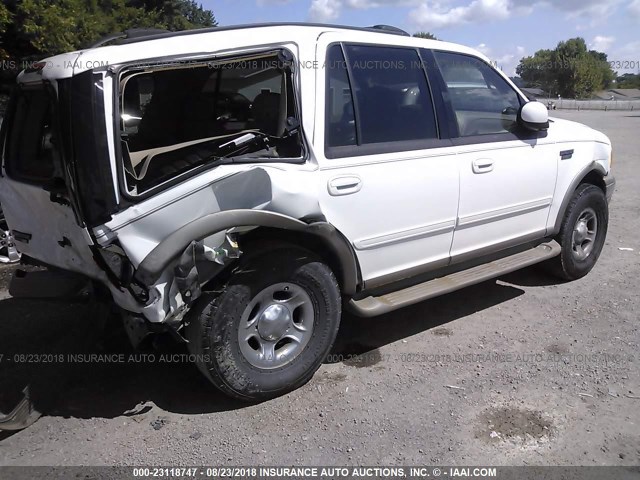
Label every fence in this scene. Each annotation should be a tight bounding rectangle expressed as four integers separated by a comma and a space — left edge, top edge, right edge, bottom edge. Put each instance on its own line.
552, 99, 640, 111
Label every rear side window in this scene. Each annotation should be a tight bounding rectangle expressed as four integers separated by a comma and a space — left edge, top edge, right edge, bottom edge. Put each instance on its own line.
119, 51, 302, 196
433, 51, 523, 137
3, 87, 56, 183
344, 45, 438, 144
325, 45, 357, 148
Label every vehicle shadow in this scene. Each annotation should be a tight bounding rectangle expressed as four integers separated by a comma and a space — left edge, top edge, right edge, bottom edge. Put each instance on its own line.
332, 278, 525, 358
0, 267, 552, 432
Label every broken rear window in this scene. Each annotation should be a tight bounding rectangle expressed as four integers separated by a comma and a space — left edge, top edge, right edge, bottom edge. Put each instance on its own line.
119, 52, 302, 195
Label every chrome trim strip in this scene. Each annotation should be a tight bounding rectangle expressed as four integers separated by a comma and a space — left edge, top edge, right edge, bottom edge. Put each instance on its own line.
457, 197, 552, 229
354, 219, 456, 250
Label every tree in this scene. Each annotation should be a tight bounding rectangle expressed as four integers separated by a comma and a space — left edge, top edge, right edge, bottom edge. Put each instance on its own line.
413, 32, 438, 40
616, 73, 640, 88
516, 49, 555, 93
0, 0, 217, 60
516, 37, 614, 98
0, 2, 12, 59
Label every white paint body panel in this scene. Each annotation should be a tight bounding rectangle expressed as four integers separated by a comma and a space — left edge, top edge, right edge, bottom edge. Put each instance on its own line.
451, 139, 557, 256
0, 24, 613, 323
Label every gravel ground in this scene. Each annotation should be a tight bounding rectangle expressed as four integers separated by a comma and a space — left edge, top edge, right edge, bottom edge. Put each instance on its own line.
0, 110, 638, 466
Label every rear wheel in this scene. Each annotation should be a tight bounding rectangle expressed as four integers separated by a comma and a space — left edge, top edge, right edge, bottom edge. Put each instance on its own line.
186, 244, 341, 401
549, 184, 608, 280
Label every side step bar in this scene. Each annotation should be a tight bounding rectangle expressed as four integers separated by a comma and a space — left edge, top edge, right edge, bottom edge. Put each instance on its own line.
349, 241, 561, 317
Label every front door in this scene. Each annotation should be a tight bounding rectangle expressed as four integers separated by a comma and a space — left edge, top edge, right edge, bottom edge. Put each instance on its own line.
431, 51, 558, 258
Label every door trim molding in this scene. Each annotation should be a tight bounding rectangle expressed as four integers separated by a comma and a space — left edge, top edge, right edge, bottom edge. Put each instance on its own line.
354, 219, 456, 251
457, 197, 552, 229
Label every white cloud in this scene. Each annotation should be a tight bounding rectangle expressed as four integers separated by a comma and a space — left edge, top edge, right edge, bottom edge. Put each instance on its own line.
476, 43, 492, 56
410, 0, 624, 30
411, 0, 511, 29
479, 44, 526, 76
590, 35, 615, 52
345, 0, 422, 7
307, 0, 423, 21
629, 0, 640, 17
256, 0, 293, 5
308, 0, 343, 21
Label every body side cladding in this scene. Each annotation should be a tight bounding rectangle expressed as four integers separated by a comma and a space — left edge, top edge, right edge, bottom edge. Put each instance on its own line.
134, 209, 361, 295
550, 162, 611, 235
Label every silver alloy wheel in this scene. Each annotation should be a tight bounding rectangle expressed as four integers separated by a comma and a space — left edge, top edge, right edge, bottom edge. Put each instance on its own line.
571, 207, 598, 260
0, 228, 21, 264
238, 282, 315, 369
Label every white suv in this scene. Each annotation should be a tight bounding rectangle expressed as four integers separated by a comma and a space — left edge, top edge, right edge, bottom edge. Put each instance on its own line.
0, 23, 615, 401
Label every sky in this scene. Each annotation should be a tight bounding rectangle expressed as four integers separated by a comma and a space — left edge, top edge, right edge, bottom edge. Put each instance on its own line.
202, 0, 640, 76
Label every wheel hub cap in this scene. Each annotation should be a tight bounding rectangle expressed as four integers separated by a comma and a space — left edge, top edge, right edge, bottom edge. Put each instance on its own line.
0, 229, 21, 264
257, 304, 291, 341
571, 208, 598, 261
574, 221, 588, 243
238, 283, 315, 370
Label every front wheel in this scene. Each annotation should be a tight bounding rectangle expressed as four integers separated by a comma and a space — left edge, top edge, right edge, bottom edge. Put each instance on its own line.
186, 244, 341, 401
549, 184, 608, 280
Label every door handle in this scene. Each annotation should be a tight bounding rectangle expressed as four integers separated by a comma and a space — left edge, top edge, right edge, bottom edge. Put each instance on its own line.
328, 175, 362, 196
472, 159, 494, 174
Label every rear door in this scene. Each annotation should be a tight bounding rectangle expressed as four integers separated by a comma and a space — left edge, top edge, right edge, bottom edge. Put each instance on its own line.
431, 51, 558, 259
315, 37, 460, 288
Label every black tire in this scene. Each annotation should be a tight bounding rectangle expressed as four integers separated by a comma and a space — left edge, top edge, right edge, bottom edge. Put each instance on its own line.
549, 183, 608, 280
186, 243, 341, 401
0, 202, 7, 231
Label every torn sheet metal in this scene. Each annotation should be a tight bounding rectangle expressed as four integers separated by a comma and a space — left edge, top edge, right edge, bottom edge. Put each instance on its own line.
95, 165, 322, 323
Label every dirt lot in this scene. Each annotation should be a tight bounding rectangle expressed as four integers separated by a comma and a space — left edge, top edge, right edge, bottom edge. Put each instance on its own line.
0, 110, 638, 466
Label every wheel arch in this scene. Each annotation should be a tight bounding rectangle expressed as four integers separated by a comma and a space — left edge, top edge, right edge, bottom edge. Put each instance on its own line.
134, 209, 362, 295
238, 225, 362, 296
551, 162, 607, 235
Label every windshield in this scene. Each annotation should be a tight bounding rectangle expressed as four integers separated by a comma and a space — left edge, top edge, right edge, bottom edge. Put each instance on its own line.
119, 52, 302, 195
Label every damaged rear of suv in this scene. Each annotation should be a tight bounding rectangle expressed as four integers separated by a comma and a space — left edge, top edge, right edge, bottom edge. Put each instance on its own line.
0, 23, 614, 404
0, 25, 357, 403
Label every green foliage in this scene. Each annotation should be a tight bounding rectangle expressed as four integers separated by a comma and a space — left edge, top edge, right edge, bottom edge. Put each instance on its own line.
616, 73, 640, 88
516, 37, 615, 98
0, 0, 217, 61
0, 2, 12, 59
413, 32, 438, 40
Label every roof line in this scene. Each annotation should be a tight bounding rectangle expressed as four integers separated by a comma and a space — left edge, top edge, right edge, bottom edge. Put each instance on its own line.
106, 22, 410, 47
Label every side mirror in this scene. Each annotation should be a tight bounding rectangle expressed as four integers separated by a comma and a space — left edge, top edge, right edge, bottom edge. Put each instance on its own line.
518, 101, 549, 132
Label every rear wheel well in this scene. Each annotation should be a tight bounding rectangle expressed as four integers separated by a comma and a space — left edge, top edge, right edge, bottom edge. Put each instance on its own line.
236, 227, 354, 294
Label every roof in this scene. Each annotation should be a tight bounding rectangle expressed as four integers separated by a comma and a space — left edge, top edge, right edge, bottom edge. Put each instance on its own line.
107, 23, 410, 46
609, 89, 640, 98
18, 23, 488, 83
520, 87, 546, 97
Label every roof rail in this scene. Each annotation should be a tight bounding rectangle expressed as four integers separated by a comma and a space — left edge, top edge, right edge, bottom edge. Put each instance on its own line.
87, 23, 412, 48
90, 28, 169, 48
368, 25, 410, 36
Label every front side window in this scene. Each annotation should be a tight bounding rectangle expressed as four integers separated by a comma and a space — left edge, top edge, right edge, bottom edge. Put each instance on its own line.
119, 52, 302, 195
433, 51, 523, 137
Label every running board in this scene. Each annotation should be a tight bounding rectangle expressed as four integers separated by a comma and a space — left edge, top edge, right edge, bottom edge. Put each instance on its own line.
349, 241, 561, 317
